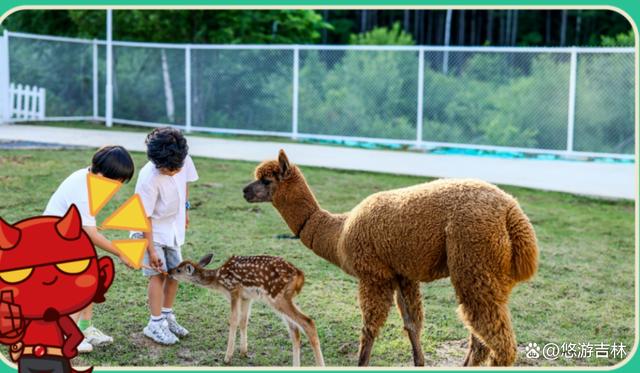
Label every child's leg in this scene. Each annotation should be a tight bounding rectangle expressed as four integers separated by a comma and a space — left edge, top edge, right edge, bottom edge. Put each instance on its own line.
163, 277, 178, 309
161, 246, 189, 337
148, 275, 165, 316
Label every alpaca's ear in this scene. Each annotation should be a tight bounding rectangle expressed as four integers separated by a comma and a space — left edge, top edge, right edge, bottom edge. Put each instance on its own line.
278, 149, 291, 178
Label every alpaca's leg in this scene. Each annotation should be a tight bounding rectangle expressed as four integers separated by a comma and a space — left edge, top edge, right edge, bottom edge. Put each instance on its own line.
239, 299, 252, 357
462, 333, 491, 366
395, 277, 425, 366
457, 300, 517, 366
358, 279, 395, 367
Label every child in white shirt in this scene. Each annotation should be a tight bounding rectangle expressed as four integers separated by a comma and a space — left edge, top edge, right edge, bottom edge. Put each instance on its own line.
132, 127, 198, 345
44, 145, 136, 352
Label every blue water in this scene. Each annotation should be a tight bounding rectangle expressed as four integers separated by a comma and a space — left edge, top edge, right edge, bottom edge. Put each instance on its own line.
300, 139, 634, 164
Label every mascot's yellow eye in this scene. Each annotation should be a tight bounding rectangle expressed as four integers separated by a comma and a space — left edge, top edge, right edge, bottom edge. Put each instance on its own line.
0, 268, 33, 283
56, 259, 90, 274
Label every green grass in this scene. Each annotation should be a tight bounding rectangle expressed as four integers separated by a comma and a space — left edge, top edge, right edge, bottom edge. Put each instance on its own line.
0, 148, 635, 367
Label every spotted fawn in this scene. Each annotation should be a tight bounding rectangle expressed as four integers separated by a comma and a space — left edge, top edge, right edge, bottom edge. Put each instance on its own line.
170, 254, 325, 366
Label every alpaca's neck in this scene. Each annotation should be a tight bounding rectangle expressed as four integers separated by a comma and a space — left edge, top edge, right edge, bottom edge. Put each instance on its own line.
272, 173, 346, 269
299, 209, 348, 270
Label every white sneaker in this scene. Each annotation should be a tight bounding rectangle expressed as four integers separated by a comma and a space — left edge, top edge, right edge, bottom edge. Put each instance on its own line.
143, 320, 179, 345
77, 339, 93, 353
83, 326, 114, 346
165, 313, 189, 337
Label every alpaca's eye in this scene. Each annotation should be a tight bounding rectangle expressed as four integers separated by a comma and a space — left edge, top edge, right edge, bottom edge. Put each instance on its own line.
56, 259, 90, 274
262, 179, 271, 185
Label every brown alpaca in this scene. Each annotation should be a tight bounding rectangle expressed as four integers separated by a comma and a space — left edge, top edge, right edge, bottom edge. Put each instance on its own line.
243, 150, 538, 367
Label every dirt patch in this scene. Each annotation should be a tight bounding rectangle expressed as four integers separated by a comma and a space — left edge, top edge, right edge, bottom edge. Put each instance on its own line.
129, 331, 165, 361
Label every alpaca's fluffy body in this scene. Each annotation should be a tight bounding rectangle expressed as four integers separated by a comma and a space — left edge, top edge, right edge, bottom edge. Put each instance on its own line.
244, 151, 538, 367
302, 179, 535, 284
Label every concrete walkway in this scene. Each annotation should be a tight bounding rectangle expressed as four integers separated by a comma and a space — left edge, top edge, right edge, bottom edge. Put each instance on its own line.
0, 123, 635, 199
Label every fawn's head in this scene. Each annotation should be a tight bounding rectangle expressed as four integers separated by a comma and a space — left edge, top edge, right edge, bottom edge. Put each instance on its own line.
169, 253, 214, 283
243, 149, 300, 203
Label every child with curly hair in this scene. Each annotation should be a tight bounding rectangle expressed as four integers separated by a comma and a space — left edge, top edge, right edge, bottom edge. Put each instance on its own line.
132, 127, 198, 345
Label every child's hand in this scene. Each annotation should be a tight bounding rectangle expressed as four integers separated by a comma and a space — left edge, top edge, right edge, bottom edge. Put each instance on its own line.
149, 251, 164, 272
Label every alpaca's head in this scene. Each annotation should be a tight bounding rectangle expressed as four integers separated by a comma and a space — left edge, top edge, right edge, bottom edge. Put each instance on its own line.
243, 149, 298, 203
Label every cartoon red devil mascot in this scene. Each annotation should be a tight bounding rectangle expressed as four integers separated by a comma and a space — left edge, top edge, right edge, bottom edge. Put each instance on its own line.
0, 205, 115, 373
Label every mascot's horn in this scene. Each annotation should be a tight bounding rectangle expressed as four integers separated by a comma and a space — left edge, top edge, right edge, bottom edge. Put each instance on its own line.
55, 204, 83, 240
0, 217, 21, 250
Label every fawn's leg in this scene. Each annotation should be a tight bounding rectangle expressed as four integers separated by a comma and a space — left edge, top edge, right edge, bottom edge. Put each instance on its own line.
224, 295, 241, 364
395, 277, 425, 366
272, 298, 325, 366
239, 299, 252, 357
357, 279, 395, 366
281, 316, 302, 367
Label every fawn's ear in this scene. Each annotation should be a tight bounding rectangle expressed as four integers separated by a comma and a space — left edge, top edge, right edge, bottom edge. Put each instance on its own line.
198, 253, 213, 267
185, 263, 195, 275
278, 149, 291, 178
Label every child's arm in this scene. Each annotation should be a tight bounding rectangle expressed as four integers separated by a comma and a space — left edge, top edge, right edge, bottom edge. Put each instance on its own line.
143, 222, 163, 271
83, 226, 135, 268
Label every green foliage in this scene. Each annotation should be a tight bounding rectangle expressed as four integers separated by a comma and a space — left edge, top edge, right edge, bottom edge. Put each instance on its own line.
600, 29, 635, 46
4, 10, 332, 44
348, 22, 414, 45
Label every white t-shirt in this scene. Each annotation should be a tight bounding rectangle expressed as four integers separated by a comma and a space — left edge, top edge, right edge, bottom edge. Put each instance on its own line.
135, 155, 199, 247
43, 168, 96, 226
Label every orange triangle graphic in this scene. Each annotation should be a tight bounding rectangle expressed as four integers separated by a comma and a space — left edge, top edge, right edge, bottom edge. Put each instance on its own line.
87, 173, 122, 216
101, 194, 151, 232
112, 239, 147, 269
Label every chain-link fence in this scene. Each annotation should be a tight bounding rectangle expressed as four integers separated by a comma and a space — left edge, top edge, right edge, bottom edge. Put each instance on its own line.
1, 31, 635, 158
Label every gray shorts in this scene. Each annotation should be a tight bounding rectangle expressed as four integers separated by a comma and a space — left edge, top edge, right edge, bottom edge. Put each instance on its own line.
132, 233, 183, 276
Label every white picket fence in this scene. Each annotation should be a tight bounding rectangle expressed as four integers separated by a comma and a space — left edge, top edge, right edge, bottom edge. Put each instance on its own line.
9, 82, 46, 120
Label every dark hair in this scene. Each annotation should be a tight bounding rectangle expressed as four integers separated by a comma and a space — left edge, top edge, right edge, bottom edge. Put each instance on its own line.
145, 127, 189, 171
91, 145, 135, 183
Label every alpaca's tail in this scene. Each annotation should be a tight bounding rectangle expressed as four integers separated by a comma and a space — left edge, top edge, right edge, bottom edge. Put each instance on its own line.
506, 204, 538, 282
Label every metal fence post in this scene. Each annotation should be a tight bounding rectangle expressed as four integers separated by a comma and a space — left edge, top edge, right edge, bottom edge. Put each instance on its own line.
0, 30, 11, 122
291, 46, 300, 140
105, 9, 113, 127
92, 39, 98, 120
184, 45, 192, 133
416, 48, 425, 148
566, 47, 577, 153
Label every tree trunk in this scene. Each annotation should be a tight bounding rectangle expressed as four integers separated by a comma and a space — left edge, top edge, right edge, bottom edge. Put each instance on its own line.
545, 10, 551, 45
575, 10, 582, 45
457, 10, 465, 45
511, 10, 518, 45
161, 49, 175, 123
426, 10, 433, 44
505, 10, 512, 46
322, 10, 329, 43
360, 10, 367, 33
435, 10, 444, 44
560, 9, 568, 46
470, 10, 477, 45
404, 10, 410, 32
499, 10, 506, 45
486, 10, 494, 44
